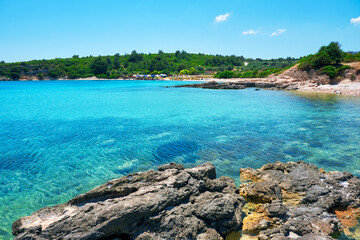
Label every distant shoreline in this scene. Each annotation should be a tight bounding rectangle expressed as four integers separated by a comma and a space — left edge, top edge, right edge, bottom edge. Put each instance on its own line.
2, 74, 360, 96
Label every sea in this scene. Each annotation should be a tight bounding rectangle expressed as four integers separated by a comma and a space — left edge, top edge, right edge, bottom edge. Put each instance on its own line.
1, 80, 360, 239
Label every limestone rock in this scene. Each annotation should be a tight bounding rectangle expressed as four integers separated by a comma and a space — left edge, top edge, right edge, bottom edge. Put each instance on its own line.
239, 181, 282, 203
13, 162, 244, 240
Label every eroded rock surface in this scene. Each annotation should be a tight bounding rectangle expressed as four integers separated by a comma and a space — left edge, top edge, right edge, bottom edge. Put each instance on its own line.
239, 161, 360, 240
12, 162, 244, 240
12, 161, 360, 240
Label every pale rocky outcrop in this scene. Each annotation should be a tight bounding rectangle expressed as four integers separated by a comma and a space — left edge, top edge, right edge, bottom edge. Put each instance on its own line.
12, 162, 244, 240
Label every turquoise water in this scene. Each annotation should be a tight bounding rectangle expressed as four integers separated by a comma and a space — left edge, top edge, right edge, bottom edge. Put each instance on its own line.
1, 80, 360, 239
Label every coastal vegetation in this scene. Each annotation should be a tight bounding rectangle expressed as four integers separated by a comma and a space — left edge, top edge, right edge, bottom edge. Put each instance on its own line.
0, 51, 296, 80
213, 57, 297, 79
213, 67, 290, 79
297, 42, 354, 82
0, 51, 245, 80
344, 51, 360, 62
1, 42, 357, 81
214, 42, 359, 80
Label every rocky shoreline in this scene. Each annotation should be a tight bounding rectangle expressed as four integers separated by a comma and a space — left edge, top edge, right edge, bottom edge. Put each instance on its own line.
173, 81, 299, 91
12, 161, 360, 240
174, 63, 360, 96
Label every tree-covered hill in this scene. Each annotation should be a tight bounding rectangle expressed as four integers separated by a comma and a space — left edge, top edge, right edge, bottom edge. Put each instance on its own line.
0, 50, 296, 80
297, 42, 358, 82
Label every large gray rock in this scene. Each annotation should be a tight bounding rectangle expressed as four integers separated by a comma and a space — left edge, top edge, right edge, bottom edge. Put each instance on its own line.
13, 162, 244, 240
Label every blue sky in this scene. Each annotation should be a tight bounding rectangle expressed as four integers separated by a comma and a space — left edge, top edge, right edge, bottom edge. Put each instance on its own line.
1, 0, 359, 62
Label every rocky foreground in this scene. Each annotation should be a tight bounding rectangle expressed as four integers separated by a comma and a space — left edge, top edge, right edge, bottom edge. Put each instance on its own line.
13, 161, 360, 240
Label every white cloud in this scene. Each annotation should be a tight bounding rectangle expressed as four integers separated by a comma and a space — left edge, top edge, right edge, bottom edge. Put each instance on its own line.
270, 29, 286, 36
214, 12, 232, 23
351, 16, 360, 26
243, 29, 259, 35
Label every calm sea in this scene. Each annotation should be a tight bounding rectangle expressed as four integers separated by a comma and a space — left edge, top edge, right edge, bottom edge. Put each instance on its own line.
1, 80, 360, 239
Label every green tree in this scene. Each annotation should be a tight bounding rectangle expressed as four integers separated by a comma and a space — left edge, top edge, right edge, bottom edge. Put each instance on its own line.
177, 64, 187, 73
9, 67, 21, 80
114, 53, 120, 69
319, 42, 344, 65
189, 67, 198, 75
90, 57, 109, 75
48, 67, 65, 78
215, 70, 234, 78
180, 69, 190, 75
128, 50, 143, 63
67, 70, 80, 79
311, 52, 331, 69
106, 56, 112, 66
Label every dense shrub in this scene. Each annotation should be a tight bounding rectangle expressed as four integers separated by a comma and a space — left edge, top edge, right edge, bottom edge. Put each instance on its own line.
180, 69, 190, 75
344, 52, 360, 62
90, 57, 109, 75
319, 42, 344, 65
189, 67, 198, 75
318, 66, 337, 79
241, 71, 256, 78
9, 72, 20, 80
67, 71, 80, 79
48, 67, 65, 78
298, 62, 312, 71
214, 70, 235, 78
257, 68, 281, 78
336, 65, 351, 76
311, 52, 332, 69
36, 73, 44, 80
9, 67, 21, 80
96, 73, 108, 79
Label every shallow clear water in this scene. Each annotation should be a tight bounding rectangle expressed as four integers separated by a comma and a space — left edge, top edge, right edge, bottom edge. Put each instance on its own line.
1, 80, 360, 239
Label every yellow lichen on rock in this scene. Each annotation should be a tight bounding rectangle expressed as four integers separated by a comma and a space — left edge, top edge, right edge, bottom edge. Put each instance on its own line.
240, 202, 273, 235
281, 189, 303, 206
334, 206, 360, 239
242, 212, 272, 234
239, 234, 259, 240
239, 168, 262, 183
